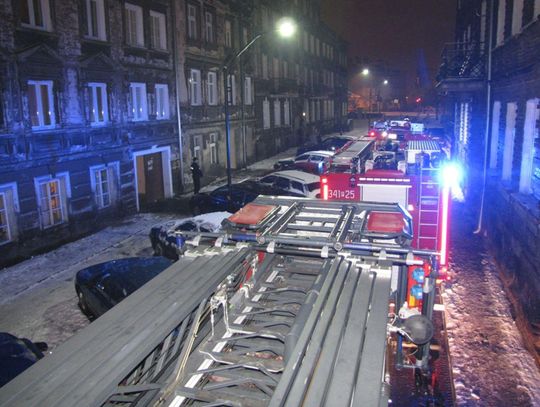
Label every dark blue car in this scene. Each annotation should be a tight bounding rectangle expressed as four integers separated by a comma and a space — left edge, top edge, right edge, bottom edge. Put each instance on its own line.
0, 333, 47, 388
75, 257, 173, 319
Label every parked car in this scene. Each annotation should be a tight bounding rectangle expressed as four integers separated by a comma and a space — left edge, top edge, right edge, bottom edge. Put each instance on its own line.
75, 257, 174, 319
149, 212, 230, 260
189, 180, 303, 214
274, 150, 334, 174
0, 332, 47, 387
258, 170, 321, 198
296, 136, 354, 156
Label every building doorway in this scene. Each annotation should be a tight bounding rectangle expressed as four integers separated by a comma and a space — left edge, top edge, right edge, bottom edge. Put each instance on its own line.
133, 147, 173, 211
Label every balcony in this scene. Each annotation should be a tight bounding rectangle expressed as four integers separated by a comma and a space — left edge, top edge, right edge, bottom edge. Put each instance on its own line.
437, 42, 487, 93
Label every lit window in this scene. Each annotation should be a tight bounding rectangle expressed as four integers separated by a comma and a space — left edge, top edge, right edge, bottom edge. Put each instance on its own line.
155, 84, 170, 119
205, 11, 213, 43
263, 98, 270, 129
0, 184, 19, 245
90, 164, 118, 208
190, 69, 202, 106
193, 135, 202, 162
150, 11, 167, 50
88, 83, 109, 125
187, 4, 197, 40
85, 0, 106, 40
225, 20, 232, 47
209, 133, 218, 164
519, 99, 539, 193
125, 3, 144, 47
227, 74, 236, 106
284, 99, 290, 126
244, 77, 252, 106
129, 82, 148, 121
28, 80, 55, 129
35, 174, 69, 229
207, 72, 217, 106
274, 100, 281, 127
21, 0, 52, 31
262, 54, 268, 79
502, 102, 517, 181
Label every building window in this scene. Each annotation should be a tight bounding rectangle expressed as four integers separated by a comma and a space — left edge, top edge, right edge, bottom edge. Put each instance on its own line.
209, 133, 218, 164
242, 27, 248, 46
262, 54, 268, 79
85, 0, 106, 40
189, 69, 202, 106
273, 57, 279, 78
28, 80, 55, 129
125, 3, 144, 47
284, 99, 290, 126
88, 82, 109, 125
187, 4, 197, 40
490, 101, 501, 169
225, 20, 232, 47
204, 11, 213, 43
244, 77, 252, 105
520, 99, 540, 193
274, 100, 281, 127
35, 174, 69, 229
207, 72, 217, 105
511, 0, 524, 34
155, 84, 170, 119
502, 102, 517, 181
150, 11, 167, 50
21, 0, 52, 31
193, 135, 202, 162
129, 82, 148, 121
90, 164, 118, 209
0, 184, 19, 245
263, 98, 270, 129
227, 74, 236, 106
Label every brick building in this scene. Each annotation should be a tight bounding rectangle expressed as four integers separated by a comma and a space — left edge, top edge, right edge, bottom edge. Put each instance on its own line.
438, 0, 540, 359
0, 0, 347, 265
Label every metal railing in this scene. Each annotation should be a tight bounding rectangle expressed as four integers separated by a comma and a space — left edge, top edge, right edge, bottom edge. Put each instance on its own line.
438, 42, 487, 81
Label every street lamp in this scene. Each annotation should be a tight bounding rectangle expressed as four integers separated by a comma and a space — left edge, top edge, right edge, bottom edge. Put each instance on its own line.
383, 79, 389, 85
223, 17, 297, 199
362, 68, 369, 76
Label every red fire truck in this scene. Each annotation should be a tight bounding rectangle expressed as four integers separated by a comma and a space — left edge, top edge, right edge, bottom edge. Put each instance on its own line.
321, 134, 452, 307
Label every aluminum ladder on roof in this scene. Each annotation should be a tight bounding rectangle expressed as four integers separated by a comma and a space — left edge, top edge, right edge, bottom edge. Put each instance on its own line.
416, 165, 440, 251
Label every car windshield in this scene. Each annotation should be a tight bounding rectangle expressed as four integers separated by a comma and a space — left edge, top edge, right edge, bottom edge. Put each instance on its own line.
307, 182, 320, 191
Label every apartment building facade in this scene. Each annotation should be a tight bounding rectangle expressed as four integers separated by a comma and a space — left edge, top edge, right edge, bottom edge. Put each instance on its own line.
438, 0, 540, 360
0, 0, 347, 265
0, 0, 181, 264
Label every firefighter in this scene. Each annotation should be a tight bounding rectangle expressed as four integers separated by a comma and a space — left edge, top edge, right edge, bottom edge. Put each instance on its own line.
190, 157, 203, 194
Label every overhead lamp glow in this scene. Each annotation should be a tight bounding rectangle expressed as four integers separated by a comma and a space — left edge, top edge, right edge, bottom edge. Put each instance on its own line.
383, 79, 389, 85
362, 68, 369, 76
276, 18, 297, 38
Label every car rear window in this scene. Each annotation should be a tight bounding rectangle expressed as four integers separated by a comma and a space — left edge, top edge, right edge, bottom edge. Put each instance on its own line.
307, 182, 320, 192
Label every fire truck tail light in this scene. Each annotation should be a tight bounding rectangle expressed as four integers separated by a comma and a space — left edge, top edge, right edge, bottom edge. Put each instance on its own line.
407, 204, 414, 212
322, 184, 329, 200
322, 177, 327, 184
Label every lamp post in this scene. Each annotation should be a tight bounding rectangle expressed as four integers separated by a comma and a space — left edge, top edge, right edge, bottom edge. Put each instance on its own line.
223, 17, 297, 199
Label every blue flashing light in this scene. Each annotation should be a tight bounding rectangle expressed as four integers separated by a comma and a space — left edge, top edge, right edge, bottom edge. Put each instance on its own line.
410, 284, 423, 300
440, 161, 463, 188
175, 235, 185, 249
412, 267, 425, 283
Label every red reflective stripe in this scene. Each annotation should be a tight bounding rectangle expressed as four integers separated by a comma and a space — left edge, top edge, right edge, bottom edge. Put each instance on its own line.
439, 187, 450, 266
323, 184, 329, 200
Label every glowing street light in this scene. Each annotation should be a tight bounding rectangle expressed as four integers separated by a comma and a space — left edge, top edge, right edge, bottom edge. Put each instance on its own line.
362, 68, 369, 76
383, 79, 389, 85
276, 17, 297, 38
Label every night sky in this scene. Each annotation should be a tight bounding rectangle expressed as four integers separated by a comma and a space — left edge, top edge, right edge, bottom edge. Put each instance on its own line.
321, 0, 456, 95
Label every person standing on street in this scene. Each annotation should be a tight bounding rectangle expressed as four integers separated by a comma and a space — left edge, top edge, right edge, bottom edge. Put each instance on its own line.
190, 157, 202, 194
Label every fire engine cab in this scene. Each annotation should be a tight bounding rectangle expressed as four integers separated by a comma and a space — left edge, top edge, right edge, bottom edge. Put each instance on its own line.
321, 133, 451, 289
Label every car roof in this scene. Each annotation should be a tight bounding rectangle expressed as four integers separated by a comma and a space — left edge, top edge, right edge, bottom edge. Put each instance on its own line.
297, 150, 335, 157
266, 170, 320, 182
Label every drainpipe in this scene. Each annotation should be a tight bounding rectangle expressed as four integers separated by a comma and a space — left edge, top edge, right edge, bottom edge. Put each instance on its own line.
172, 0, 185, 192
474, 0, 494, 234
